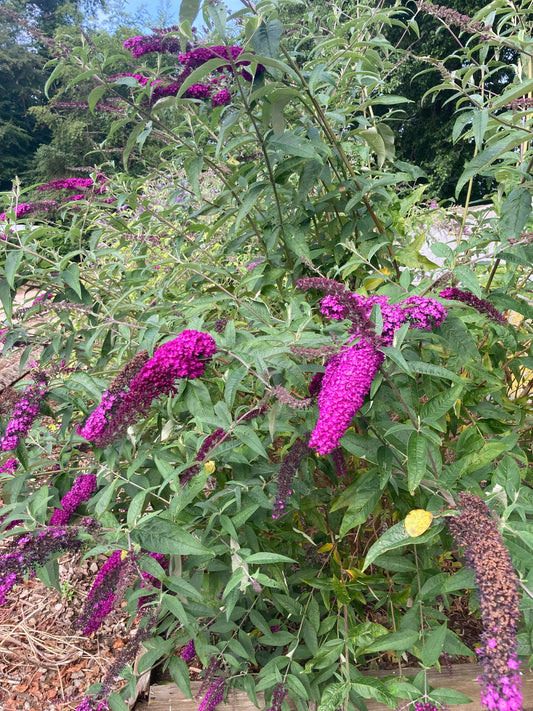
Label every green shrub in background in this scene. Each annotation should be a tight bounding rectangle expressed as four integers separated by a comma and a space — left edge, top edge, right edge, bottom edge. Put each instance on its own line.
1, 2, 532, 711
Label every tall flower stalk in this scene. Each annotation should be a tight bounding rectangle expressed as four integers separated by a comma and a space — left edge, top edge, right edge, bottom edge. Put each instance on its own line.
447, 493, 522, 711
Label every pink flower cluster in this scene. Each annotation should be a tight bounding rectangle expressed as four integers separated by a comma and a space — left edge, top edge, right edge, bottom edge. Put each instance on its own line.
299, 279, 447, 454
309, 339, 384, 454
1, 376, 48, 451
79, 331, 216, 447
37, 178, 95, 192
179, 45, 244, 70
50, 474, 97, 525
0, 201, 56, 221
0, 458, 18, 475
123, 34, 181, 58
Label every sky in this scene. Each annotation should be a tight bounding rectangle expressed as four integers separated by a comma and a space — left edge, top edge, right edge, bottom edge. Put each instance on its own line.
100, 0, 244, 30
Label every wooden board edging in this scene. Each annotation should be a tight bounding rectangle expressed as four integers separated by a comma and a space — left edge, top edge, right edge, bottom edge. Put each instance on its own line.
134, 664, 533, 710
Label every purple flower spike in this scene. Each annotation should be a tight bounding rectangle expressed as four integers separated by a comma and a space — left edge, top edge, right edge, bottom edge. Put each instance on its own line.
78, 550, 137, 635
448, 493, 522, 711
0, 458, 18, 475
79, 332, 216, 447
181, 639, 196, 662
439, 287, 506, 324
309, 340, 383, 454
50, 474, 97, 525
1, 375, 48, 451
198, 678, 225, 711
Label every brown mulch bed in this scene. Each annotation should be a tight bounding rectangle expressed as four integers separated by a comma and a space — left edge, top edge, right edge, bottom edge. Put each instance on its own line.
0, 551, 139, 711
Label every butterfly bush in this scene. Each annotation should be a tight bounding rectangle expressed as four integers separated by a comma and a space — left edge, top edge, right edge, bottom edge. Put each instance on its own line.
298, 279, 447, 453
0, 458, 18, 475
447, 493, 522, 711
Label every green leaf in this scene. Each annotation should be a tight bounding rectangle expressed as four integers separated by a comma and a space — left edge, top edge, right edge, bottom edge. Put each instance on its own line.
340, 487, 382, 537
108, 693, 130, 711
453, 265, 482, 298
244, 552, 296, 564
500, 187, 532, 241
456, 135, 528, 196
409, 361, 463, 383
421, 384, 463, 422
36, 559, 60, 591
88, 84, 107, 114
0, 279, 13, 321
44, 59, 64, 99
60, 263, 82, 298
430, 688, 474, 704
179, 0, 201, 24
235, 182, 265, 230
268, 133, 320, 159
252, 19, 283, 59
127, 489, 149, 528
5, 251, 23, 289
421, 623, 447, 667
362, 629, 419, 653
407, 431, 428, 494
317, 682, 350, 711
233, 425, 268, 459
131, 517, 214, 556
362, 520, 441, 571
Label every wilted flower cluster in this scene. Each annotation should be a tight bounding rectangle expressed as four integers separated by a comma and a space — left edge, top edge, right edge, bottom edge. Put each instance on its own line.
0, 523, 95, 605
78, 550, 138, 635
266, 683, 288, 711
75, 609, 158, 711
1, 374, 48, 451
50, 474, 98, 525
447, 493, 522, 711
273, 436, 311, 518
439, 287, 507, 325
138, 551, 169, 608
298, 278, 447, 453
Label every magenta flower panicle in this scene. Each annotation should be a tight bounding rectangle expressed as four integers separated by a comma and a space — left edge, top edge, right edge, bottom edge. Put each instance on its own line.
181, 639, 196, 662
198, 678, 225, 711
309, 340, 383, 454
1, 374, 48, 451
79, 331, 216, 447
50, 474, 97, 525
447, 493, 522, 711
78, 550, 138, 635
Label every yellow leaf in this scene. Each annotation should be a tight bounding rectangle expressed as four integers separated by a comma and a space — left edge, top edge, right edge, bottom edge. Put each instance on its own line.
405, 509, 434, 537
205, 461, 216, 475
318, 542, 334, 553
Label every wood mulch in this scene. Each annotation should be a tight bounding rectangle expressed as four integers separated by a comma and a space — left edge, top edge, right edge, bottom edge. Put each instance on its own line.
0, 551, 140, 711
